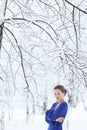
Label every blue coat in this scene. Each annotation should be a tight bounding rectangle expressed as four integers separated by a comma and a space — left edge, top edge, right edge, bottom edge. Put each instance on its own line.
45, 101, 68, 130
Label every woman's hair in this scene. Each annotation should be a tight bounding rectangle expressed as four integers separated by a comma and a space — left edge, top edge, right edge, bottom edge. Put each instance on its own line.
54, 85, 67, 95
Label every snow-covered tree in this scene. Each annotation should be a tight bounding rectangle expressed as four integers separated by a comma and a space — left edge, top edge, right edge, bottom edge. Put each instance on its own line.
0, 1, 87, 128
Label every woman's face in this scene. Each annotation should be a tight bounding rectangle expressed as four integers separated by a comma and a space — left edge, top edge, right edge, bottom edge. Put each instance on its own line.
54, 89, 65, 103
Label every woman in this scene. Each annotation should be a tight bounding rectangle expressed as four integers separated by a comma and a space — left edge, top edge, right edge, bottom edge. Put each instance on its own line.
45, 85, 68, 130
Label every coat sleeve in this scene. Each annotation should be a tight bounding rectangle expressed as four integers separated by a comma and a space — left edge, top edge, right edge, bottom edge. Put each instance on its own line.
45, 103, 56, 124
51, 103, 68, 120
45, 102, 68, 124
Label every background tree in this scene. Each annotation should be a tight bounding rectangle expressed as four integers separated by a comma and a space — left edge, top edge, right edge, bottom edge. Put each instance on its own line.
0, 0, 87, 128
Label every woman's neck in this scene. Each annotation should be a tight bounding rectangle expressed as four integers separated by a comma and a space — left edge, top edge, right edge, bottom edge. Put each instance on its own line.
58, 99, 64, 104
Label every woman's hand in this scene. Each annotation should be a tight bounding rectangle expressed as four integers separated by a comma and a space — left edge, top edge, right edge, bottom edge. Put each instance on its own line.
55, 117, 64, 122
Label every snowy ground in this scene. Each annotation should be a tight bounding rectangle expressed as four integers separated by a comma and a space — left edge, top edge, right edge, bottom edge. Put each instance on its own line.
4, 102, 87, 130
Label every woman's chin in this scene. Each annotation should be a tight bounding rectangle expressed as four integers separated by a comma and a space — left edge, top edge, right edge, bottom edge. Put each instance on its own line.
56, 99, 59, 102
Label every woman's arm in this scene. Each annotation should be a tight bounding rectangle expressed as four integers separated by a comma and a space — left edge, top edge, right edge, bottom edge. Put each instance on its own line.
47, 102, 68, 122
45, 102, 68, 124
45, 103, 56, 124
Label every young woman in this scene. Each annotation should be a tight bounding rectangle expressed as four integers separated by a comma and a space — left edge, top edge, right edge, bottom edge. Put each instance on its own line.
45, 85, 68, 130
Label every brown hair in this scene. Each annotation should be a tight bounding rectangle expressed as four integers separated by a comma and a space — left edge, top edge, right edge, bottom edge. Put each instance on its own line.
54, 85, 67, 95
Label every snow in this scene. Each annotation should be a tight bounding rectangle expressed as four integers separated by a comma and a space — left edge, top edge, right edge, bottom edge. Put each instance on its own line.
4, 102, 87, 130
69, 103, 87, 130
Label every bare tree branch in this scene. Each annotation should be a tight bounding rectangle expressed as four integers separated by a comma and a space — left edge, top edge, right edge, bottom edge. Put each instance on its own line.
65, 0, 87, 15
72, 7, 79, 55
0, 0, 8, 50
